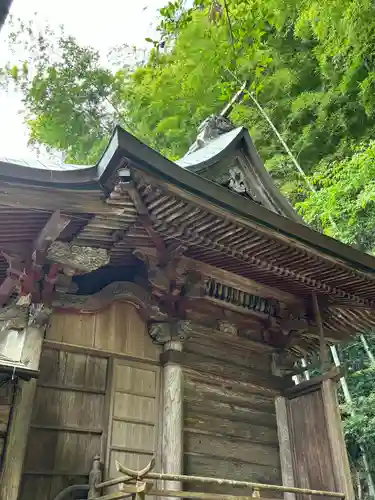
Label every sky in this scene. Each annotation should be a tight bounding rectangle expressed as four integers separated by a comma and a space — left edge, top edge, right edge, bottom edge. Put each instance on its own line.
0, 0, 166, 161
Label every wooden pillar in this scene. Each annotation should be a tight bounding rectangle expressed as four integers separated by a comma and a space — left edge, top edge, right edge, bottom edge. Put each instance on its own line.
312, 292, 329, 369
275, 396, 296, 500
322, 379, 355, 500
311, 292, 354, 500
0, 324, 45, 500
161, 339, 184, 495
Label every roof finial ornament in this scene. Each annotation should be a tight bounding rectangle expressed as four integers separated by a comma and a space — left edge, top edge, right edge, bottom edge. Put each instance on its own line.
186, 81, 248, 155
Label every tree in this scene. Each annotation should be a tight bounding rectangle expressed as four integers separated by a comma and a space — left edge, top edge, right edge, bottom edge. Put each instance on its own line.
1, 20, 128, 163
296, 142, 375, 252
3, 0, 375, 216
4, 1, 375, 494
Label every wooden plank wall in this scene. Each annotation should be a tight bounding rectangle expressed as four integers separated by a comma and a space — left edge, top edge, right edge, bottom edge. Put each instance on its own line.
0, 383, 12, 470
107, 360, 160, 479
0, 328, 26, 468
19, 302, 161, 500
287, 389, 337, 500
183, 327, 281, 496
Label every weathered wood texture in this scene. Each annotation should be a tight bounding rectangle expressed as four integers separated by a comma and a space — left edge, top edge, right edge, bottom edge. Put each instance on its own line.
47, 302, 159, 361
163, 340, 184, 495
275, 397, 295, 500
0, 326, 44, 500
18, 302, 161, 500
287, 387, 344, 500
0, 384, 12, 470
183, 328, 281, 496
106, 360, 160, 483
322, 380, 354, 500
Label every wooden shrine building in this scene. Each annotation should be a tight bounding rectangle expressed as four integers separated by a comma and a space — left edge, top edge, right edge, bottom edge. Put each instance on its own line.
0, 0, 12, 30
0, 116, 374, 500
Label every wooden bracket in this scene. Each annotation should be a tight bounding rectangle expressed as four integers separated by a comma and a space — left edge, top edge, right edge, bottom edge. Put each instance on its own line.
0, 211, 71, 307
283, 367, 342, 399
159, 349, 184, 366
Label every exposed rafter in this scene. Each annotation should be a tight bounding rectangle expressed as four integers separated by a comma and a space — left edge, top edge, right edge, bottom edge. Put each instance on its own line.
0, 211, 71, 306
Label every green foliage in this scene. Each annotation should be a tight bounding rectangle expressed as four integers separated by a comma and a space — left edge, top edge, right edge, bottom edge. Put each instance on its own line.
339, 335, 375, 479
24, 36, 121, 163
297, 142, 375, 252
2, 20, 126, 163
4, 1, 375, 489
3, 0, 375, 248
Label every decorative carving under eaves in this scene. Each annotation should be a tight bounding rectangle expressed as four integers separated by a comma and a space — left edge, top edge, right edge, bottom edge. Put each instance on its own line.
187, 115, 234, 155
217, 320, 237, 335
228, 166, 247, 195
0, 303, 29, 332
149, 320, 193, 344
204, 278, 279, 317
47, 242, 109, 273
28, 303, 53, 328
55, 272, 79, 294
134, 249, 203, 301
53, 281, 166, 320
183, 270, 205, 299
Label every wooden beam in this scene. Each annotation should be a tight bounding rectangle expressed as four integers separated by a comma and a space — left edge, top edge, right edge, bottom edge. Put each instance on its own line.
283, 367, 342, 399
0, 183, 116, 214
0, 254, 25, 306
162, 339, 184, 498
0, 212, 71, 306
322, 379, 355, 500
126, 182, 167, 258
312, 292, 329, 369
274, 397, 296, 500
135, 247, 304, 307
34, 210, 71, 253
0, 324, 45, 500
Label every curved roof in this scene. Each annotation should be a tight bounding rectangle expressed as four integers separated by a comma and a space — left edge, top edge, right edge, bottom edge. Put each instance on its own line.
176, 127, 243, 170
0, 156, 98, 188
2, 126, 375, 343
1, 125, 375, 275
176, 126, 301, 221
0, 155, 91, 171
0, 0, 12, 30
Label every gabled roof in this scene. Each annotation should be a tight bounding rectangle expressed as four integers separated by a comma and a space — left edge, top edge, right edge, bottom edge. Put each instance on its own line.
0, 0, 12, 30
1, 125, 375, 348
177, 125, 302, 221
1, 125, 374, 274
98, 126, 375, 274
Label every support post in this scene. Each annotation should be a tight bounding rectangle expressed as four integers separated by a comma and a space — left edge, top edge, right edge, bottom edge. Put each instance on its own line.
275, 396, 296, 500
272, 355, 296, 500
161, 338, 184, 497
88, 455, 102, 498
311, 293, 354, 500
0, 322, 45, 500
322, 379, 355, 500
330, 345, 375, 499
312, 292, 329, 369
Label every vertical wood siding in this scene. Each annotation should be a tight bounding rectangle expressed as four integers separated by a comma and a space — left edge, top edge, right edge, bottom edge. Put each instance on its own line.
19, 302, 161, 500
106, 360, 160, 496
287, 388, 342, 500
0, 384, 12, 471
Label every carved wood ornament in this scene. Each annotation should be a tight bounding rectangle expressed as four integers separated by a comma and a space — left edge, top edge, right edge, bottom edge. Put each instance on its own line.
47, 242, 109, 273
53, 281, 167, 321
133, 248, 205, 320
